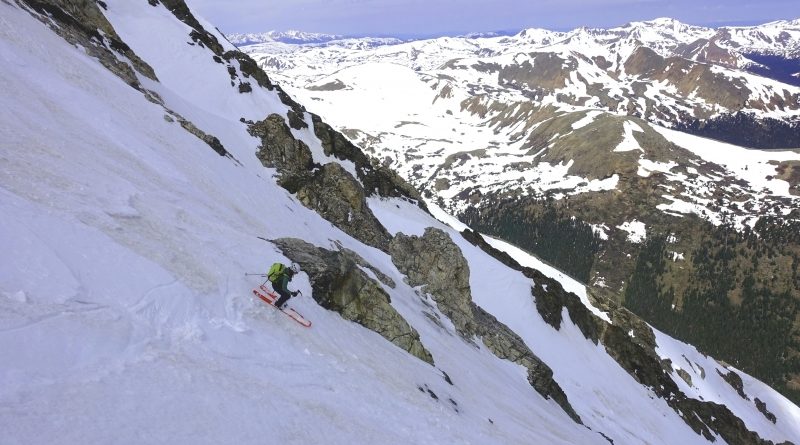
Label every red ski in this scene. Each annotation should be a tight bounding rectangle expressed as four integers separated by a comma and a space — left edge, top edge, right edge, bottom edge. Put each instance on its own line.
252, 287, 312, 328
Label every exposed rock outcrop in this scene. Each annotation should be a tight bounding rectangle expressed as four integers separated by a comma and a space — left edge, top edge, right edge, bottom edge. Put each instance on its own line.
249, 114, 392, 250
624, 47, 753, 112
389, 229, 474, 335
273, 238, 432, 364
286, 109, 309, 130
173, 112, 233, 158
17, 0, 240, 161
389, 228, 582, 424
755, 398, 778, 424
18, 0, 157, 88
223, 50, 276, 91
719, 369, 749, 400
498, 53, 574, 92
249, 114, 315, 183
157, 0, 225, 55
311, 115, 424, 205
296, 163, 392, 251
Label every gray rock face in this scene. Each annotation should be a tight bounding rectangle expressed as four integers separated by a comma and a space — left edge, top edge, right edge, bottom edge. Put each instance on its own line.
250, 114, 315, 182
311, 115, 425, 205
250, 114, 392, 251
174, 113, 233, 158
17, 0, 241, 161
389, 228, 475, 336
755, 398, 778, 424
677, 368, 694, 387
286, 109, 309, 130
389, 228, 582, 424
296, 163, 392, 251
718, 369, 748, 400
223, 50, 276, 91
18, 0, 157, 88
158, 0, 225, 56
273, 238, 433, 365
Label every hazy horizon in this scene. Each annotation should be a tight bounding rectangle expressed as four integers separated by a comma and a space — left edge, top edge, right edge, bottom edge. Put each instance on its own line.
223, 18, 797, 41
187, 0, 799, 38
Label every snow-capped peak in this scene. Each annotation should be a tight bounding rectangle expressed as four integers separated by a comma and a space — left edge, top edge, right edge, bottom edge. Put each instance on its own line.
227, 29, 344, 45
628, 17, 692, 29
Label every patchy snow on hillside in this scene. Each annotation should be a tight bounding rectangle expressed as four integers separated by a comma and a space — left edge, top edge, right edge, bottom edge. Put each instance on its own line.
617, 220, 647, 243
638, 159, 679, 178
613, 121, 644, 152
653, 126, 800, 198
571, 110, 603, 130
591, 223, 611, 241
241, 19, 800, 231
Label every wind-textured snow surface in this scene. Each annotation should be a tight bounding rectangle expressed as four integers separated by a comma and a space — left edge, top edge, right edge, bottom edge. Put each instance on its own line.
1, 2, 799, 445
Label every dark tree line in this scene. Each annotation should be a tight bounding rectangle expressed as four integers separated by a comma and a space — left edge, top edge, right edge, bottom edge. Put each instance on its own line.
461, 198, 603, 282
673, 112, 800, 149
624, 218, 800, 403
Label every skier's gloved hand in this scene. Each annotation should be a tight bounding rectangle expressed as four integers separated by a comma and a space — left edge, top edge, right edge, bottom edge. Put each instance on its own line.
292, 291, 299, 297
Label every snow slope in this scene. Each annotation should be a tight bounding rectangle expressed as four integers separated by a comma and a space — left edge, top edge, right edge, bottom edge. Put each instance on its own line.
1, 2, 799, 444
0, 4, 592, 443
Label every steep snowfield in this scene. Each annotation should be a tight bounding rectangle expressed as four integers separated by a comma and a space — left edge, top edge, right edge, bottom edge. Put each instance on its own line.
1, 2, 799, 445
0, 4, 591, 444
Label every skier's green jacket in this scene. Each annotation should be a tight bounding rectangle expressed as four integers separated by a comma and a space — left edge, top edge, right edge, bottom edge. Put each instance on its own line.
268, 262, 297, 308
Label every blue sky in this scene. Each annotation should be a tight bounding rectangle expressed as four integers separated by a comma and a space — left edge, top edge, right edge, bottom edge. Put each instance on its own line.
188, 0, 800, 37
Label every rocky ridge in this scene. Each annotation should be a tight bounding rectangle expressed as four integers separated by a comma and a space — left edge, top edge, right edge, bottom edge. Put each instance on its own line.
273, 238, 433, 364
389, 228, 581, 423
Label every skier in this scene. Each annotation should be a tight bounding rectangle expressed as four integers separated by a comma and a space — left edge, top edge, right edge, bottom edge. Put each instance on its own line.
267, 262, 300, 309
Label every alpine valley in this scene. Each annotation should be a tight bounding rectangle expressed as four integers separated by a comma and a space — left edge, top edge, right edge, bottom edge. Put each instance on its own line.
2, 1, 800, 445
238, 19, 800, 406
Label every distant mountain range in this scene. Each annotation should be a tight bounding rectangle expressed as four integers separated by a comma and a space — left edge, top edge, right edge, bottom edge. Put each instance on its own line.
240, 17, 800, 404
225, 29, 411, 47
226, 30, 345, 45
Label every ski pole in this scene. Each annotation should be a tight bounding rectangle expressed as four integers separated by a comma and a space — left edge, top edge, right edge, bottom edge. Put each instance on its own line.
245, 273, 268, 277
